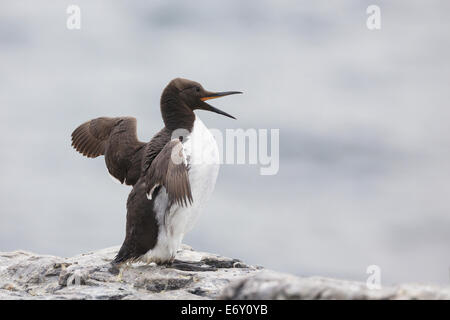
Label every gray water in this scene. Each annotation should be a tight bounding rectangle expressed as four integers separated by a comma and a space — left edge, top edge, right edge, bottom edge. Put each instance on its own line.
1, 1, 450, 286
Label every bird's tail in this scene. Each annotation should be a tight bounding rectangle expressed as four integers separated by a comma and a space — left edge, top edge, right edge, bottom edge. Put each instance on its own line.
109, 251, 133, 274
112, 245, 133, 265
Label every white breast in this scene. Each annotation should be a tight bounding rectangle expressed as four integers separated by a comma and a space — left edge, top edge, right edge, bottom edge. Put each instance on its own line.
181, 116, 220, 231
142, 116, 220, 263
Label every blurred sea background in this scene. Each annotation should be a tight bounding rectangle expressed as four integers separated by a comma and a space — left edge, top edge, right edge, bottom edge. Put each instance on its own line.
1, 1, 449, 285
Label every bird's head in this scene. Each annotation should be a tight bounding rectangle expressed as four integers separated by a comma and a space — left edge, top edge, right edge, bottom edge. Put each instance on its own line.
164, 78, 242, 120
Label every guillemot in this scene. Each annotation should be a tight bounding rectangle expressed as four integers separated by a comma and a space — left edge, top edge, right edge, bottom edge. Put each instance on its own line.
71, 78, 241, 270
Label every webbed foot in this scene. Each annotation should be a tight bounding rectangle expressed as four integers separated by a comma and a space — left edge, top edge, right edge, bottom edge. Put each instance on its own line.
168, 259, 217, 272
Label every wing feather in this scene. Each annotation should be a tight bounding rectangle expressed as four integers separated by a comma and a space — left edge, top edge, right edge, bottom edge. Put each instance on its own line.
71, 117, 146, 185
145, 139, 193, 207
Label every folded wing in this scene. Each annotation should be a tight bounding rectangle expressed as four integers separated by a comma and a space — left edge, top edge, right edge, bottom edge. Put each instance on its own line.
145, 139, 193, 207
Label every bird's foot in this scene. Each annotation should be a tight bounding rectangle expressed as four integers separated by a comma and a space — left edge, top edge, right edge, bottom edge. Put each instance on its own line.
168, 259, 217, 272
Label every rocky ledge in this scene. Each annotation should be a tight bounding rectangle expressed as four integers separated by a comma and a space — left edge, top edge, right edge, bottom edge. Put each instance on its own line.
0, 245, 449, 300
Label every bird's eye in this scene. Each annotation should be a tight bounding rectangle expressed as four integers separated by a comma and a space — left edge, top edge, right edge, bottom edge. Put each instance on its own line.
195, 87, 200, 92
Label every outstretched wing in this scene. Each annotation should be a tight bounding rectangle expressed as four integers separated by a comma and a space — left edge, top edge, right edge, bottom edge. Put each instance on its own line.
145, 139, 193, 207
71, 117, 146, 185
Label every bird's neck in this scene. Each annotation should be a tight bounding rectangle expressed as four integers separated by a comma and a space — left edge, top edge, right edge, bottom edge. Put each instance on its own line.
160, 87, 195, 132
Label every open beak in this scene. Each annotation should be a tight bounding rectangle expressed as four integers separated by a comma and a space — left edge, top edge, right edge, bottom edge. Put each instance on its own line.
199, 91, 242, 119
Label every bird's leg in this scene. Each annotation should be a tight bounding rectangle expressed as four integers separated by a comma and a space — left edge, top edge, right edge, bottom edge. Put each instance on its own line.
169, 259, 217, 272
158, 257, 175, 269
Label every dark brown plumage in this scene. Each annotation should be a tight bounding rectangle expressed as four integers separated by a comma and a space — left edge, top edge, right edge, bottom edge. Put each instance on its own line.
70, 78, 241, 265
146, 139, 193, 207
71, 117, 145, 185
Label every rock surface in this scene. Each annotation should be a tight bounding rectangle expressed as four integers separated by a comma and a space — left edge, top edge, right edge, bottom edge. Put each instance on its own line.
0, 246, 449, 300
